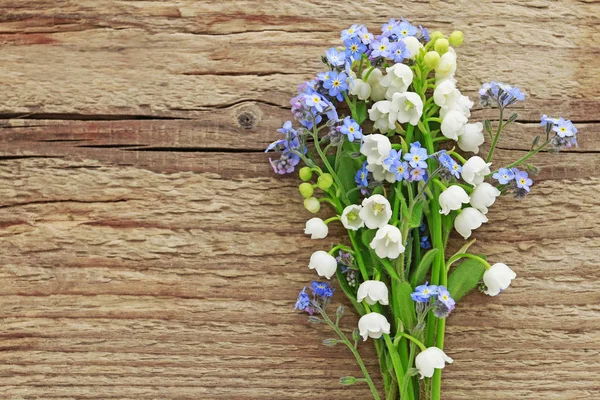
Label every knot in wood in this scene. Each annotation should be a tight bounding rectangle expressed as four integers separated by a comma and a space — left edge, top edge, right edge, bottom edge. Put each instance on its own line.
237, 111, 256, 129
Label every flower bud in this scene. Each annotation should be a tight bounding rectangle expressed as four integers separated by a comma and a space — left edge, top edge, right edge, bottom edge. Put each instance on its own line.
434, 38, 449, 54
299, 182, 314, 198
304, 217, 328, 239
336, 306, 345, 320
322, 338, 338, 346
317, 173, 334, 190
308, 250, 337, 279
423, 51, 441, 69
340, 376, 357, 385
299, 167, 313, 181
429, 31, 445, 42
449, 31, 464, 47
304, 197, 320, 214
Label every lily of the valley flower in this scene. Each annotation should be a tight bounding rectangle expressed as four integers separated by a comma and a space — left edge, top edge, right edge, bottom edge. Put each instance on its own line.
470, 182, 501, 214
349, 78, 371, 100
360, 134, 392, 164
304, 217, 328, 239
402, 36, 423, 60
433, 80, 460, 109
461, 156, 492, 186
440, 94, 474, 119
380, 63, 413, 98
341, 205, 365, 231
358, 312, 391, 340
457, 122, 485, 153
435, 50, 457, 79
483, 263, 517, 296
454, 207, 488, 239
368, 101, 397, 133
359, 194, 392, 229
308, 250, 337, 279
391, 92, 423, 126
357, 280, 389, 305
370, 224, 405, 259
415, 347, 454, 379
439, 185, 470, 215
440, 110, 468, 140
366, 162, 397, 183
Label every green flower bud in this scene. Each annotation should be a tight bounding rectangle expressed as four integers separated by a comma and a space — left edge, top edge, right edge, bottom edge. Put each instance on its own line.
317, 173, 334, 190
304, 197, 321, 214
299, 167, 313, 181
340, 376, 357, 385
298, 182, 314, 198
429, 31, 445, 42
449, 30, 464, 47
322, 338, 338, 346
434, 38, 449, 55
423, 51, 441, 69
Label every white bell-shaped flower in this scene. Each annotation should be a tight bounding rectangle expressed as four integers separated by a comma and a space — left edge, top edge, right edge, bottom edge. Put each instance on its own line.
462, 156, 492, 186
358, 312, 391, 340
380, 63, 413, 98
483, 263, 517, 296
368, 101, 397, 133
357, 280, 389, 305
370, 224, 405, 259
435, 50, 457, 79
441, 110, 468, 140
341, 204, 365, 231
367, 163, 397, 183
304, 217, 328, 239
469, 182, 501, 214
349, 78, 371, 100
439, 186, 470, 215
308, 250, 337, 279
391, 92, 423, 126
454, 207, 488, 239
433, 80, 460, 109
359, 194, 392, 229
415, 347, 453, 379
402, 36, 423, 60
363, 68, 386, 101
457, 122, 485, 153
360, 134, 392, 164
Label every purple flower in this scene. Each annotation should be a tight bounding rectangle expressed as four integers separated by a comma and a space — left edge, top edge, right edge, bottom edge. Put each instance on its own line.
420, 236, 431, 249
436, 286, 455, 313
294, 287, 311, 311
304, 92, 327, 113
341, 24, 366, 41
344, 36, 367, 61
492, 167, 515, 184
513, 169, 533, 192
394, 19, 418, 38
404, 142, 429, 169
359, 30, 375, 45
438, 151, 461, 179
411, 282, 439, 302
479, 81, 525, 109
355, 161, 369, 187
409, 167, 427, 182
540, 114, 558, 127
419, 25, 430, 42
370, 37, 394, 59
552, 117, 577, 138
311, 281, 335, 298
339, 116, 362, 142
381, 18, 400, 36
391, 40, 411, 63
325, 47, 346, 67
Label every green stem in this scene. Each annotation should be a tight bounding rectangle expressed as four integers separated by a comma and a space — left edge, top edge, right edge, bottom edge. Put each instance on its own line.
445, 253, 491, 271
503, 138, 551, 170
383, 334, 406, 391
395, 332, 427, 351
486, 108, 504, 163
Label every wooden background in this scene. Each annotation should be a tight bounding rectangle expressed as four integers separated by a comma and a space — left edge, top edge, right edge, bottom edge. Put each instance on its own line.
0, 1, 599, 399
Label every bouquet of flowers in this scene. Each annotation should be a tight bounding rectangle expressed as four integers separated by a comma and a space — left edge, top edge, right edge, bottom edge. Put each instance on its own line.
266, 18, 579, 400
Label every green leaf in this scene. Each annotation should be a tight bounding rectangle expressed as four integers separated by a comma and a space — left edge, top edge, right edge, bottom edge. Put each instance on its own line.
446, 239, 477, 270
336, 155, 360, 204
410, 248, 439, 287
372, 185, 385, 196
355, 101, 367, 124
410, 201, 424, 228
396, 282, 417, 330
447, 256, 487, 302
508, 112, 518, 124
335, 267, 365, 315
361, 229, 376, 249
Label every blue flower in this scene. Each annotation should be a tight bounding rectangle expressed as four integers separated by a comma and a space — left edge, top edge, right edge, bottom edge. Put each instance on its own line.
540, 114, 558, 127
513, 169, 533, 192
419, 25, 430, 42
411, 282, 439, 302
420, 236, 431, 249
370, 37, 394, 59
409, 167, 427, 182
359, 30, 374, 45
381, 18, 400, 35
438, 151, 461, 179
479, 81, 525, 109
339, 116, 363, 142
341, 24, 366, 41
394, 19, 418, 38
552, 117, 577, 138
383, 149, 402, 170
294, 287, 311, 311
304, 92, 328, 113
355, 161, 369, 187
492, 167, 515, 184
323, 71, 349, 101
436, 286, 456, 312
391, 40, 411, 63
311, 281, 334, 298
404, 142, 429, 169
344, 36, 367, 61
317, 70, 332, 83
325, 47, 346, 67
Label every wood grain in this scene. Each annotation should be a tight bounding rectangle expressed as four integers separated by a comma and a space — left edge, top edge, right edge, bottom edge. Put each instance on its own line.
0, 1, 599, 399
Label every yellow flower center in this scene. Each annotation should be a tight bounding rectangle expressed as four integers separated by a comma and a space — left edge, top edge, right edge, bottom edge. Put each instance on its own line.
373, 203, 385, 215
402, 30, 408, 36
333, 80, 340, 87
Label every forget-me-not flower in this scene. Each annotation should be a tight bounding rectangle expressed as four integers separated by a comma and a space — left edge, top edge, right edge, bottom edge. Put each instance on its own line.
492, 167, 515, 184
339, 116, 363, 142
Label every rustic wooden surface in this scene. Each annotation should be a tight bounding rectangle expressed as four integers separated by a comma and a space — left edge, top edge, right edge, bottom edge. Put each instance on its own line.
0, 1, 599, 399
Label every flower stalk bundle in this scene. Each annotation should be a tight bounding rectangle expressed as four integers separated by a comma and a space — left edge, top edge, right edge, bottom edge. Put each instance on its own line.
266, 18, 579, 400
